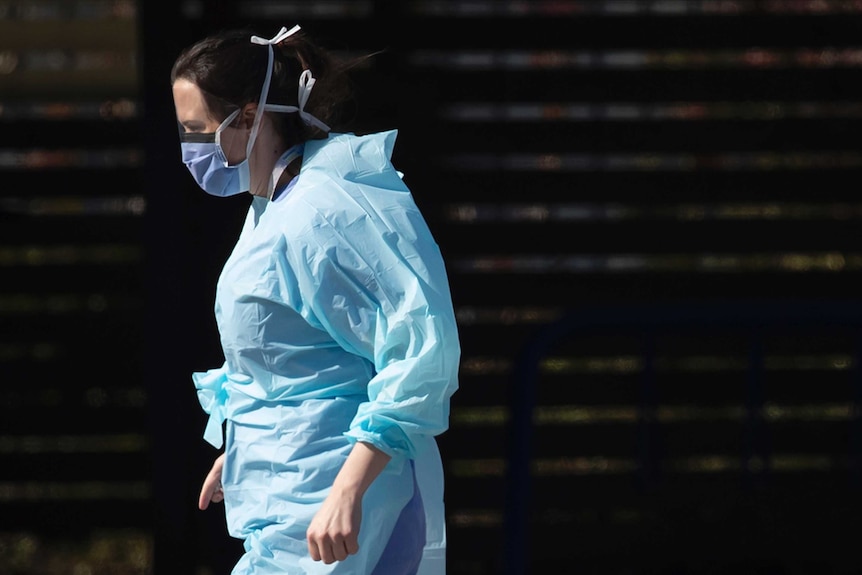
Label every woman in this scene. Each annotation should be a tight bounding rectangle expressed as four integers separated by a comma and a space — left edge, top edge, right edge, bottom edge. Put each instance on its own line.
170, 24, 461, 575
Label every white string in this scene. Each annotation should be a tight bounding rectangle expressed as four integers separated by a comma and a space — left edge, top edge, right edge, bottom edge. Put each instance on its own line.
265, 70, 331, 132
250, 24, 301, 47
249, 25, 331, 133
244, 25, 302, 159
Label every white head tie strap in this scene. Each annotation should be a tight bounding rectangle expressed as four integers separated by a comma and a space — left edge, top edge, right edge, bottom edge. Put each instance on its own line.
249, 25, 331, 133
251, 25, 301, 47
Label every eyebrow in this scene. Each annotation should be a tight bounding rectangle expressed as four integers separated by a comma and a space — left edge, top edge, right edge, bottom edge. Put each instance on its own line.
179, 120, 208, 133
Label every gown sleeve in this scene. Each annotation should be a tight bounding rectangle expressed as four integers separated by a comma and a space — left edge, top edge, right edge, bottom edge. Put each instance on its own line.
277, 194, 461, 460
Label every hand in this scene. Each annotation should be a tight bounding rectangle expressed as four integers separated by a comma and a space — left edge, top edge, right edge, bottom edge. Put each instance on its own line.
199, 452, 226, 510
306, 486, 362, 564
305, 442, 390, 564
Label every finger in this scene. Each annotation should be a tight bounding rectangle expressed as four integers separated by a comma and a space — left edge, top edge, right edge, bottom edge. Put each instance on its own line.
198, 485, 211, 510
316, 538, 351, 563
345, 536, 359, 556
333, 539, 350, 562
320, 542, 336, 564
198, 479, 221, 510
308, 539, 322, 562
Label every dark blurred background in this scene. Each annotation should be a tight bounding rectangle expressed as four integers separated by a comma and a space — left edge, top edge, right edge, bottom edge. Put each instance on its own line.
2, 1, 862, 574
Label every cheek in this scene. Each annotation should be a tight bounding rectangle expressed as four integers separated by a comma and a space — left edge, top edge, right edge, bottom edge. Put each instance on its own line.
220, 129, 249, 165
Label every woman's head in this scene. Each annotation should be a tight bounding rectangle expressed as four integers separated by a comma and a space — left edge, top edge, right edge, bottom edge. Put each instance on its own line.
172, 25, 365, 198
170, 25, 354, 145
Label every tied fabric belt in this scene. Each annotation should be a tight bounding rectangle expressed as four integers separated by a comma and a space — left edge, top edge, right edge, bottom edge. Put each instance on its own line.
192, 363, 252, 449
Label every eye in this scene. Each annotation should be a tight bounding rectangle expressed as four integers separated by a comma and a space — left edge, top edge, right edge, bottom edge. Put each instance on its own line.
177, 120, 216, 143
180, 132, 216, 144
178, 117, 211, 133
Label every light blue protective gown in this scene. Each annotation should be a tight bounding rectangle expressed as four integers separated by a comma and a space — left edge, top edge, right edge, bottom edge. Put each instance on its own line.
192, 130, 461, 575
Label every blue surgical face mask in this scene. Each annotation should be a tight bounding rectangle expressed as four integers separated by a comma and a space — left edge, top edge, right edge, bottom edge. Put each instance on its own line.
180, 109, 250, 197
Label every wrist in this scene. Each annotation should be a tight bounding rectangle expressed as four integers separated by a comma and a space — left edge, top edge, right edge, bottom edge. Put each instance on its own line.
331, 441, 392, 496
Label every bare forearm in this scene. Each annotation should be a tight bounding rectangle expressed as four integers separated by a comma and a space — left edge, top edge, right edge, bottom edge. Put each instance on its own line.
307, 441, 393, 563
332, 441, 392, 497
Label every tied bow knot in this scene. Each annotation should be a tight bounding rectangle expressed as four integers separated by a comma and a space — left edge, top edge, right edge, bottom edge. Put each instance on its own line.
250, 24, 301, 47
293, 70, 330, 132
192, 364, 252, 449
249, 24, 331, 133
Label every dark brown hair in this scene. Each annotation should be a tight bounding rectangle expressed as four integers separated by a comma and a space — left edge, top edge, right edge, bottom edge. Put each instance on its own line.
170, 26, 367, 145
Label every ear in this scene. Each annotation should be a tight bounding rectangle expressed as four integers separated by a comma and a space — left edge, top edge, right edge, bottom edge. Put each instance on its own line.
239, 103, 258, 129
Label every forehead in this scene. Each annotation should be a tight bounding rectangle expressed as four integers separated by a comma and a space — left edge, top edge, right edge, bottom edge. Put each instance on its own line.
172, 78, 215, 125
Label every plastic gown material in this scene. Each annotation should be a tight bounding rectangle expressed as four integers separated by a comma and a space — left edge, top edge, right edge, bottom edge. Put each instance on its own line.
192, 130, 461, 575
